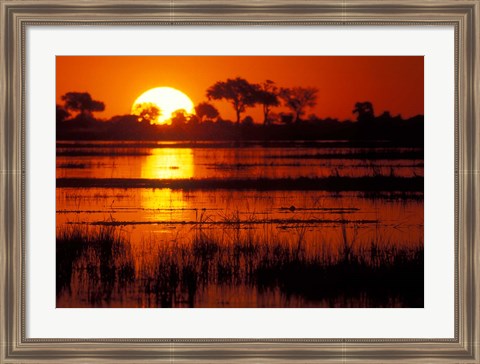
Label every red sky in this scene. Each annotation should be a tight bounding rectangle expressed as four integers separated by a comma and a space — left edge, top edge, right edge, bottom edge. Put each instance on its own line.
56, 56, 423, 122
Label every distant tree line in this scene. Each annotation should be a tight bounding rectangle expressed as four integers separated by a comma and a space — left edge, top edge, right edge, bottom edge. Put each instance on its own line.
56, 78, 424, 145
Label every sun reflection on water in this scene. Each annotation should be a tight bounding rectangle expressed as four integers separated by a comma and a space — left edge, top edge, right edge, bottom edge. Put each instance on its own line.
139, 148, 194, 219
141, 148, 194, 180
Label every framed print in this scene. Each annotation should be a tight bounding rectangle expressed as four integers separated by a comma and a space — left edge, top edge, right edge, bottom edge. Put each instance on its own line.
1, 0, 479, 362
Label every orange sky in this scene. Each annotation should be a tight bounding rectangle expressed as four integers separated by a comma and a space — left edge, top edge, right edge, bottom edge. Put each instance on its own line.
56, 56, 423, 122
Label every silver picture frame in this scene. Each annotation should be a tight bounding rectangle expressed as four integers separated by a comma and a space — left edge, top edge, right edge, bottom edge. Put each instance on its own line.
1, 0, 479, 362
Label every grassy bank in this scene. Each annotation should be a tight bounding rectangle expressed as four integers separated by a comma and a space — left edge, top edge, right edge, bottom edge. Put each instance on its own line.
57, 225, 424, 308
56, 175, 424, 192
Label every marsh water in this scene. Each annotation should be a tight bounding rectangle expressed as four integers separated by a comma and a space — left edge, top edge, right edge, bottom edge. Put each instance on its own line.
56, 141, 424, 308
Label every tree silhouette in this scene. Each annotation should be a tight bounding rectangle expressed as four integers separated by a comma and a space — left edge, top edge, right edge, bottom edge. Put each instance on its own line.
279, 87, 318, 123
242, 115, 254, 126
256, 80, 280, 125
61, 92, 105, 120
377, 110, 392, 122
132, 103, 161, 124
353, 102, 375, 122
206, 77, 258, 125
56, 104, 70, 124
279, 112, 294, 125
195, 102, 219, 122
171, 109, 188, 127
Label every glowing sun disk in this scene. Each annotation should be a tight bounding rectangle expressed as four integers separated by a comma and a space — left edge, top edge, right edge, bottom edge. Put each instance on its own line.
132, 87, 194, 124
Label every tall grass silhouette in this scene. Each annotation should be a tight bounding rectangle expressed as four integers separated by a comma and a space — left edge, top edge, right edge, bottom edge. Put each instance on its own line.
57, 221, 423, 308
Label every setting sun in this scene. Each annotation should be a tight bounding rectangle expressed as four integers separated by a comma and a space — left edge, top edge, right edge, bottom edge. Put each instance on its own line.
131, 87, 194, 124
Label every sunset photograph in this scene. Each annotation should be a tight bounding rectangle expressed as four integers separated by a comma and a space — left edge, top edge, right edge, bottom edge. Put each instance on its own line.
56, 56, 424, 308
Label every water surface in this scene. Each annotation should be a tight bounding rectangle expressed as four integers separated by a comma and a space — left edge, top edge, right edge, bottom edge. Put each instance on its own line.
56, 141, 424, 308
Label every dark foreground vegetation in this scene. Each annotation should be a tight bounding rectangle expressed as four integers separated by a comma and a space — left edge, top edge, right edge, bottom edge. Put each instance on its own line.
57, 226, 424, 308
56, 175, 424, 192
